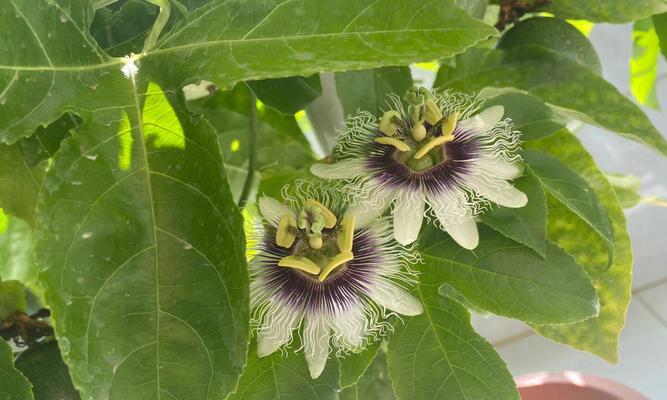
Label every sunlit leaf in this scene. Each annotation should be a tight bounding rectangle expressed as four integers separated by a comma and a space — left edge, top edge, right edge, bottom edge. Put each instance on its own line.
527, 130, 632, 363
36, 80, 248, 400
631, 18, 661, 108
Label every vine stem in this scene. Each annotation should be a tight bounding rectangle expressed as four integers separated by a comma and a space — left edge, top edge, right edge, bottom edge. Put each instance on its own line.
143, 0, 171, 54
238, 91, 258, 209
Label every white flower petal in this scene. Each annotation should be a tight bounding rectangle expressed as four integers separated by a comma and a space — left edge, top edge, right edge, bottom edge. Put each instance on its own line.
393, 191, 425, 245
330, 305, 366, 351
347, 189, 395, 229
475, 157, 523, 180
258, 196, 291, 227
468, 178, 527, 208
310, 158, 365, 180
368, 280, 423, 316
256, 305, 301, 357
441, 216, 479, 250
303, 316, 330, 379
458, 105, 504, 133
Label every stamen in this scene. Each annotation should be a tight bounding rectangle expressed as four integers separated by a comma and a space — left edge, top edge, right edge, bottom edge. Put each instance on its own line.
304, 199, 337, 228
318, 251, 354, 281
411, 123, 426, 142
379, 110, 401, 136
413, 134, 454, 160
337, 214, 356, 253
276, 214, 297, 248
442, 111, 460, 137
424, 100, 442, 125
278, 255, 321, 275
374, 137, 411, 152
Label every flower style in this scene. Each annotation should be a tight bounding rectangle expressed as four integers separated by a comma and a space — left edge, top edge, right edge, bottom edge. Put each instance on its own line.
250, 182, 422, 379
311, 87, 527, 249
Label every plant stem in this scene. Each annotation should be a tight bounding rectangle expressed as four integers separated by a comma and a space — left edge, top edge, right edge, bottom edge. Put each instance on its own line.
238, 91, 258, 209
143, 0, 171, 54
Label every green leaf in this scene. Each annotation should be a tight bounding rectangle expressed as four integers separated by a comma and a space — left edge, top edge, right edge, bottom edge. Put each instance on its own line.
631, 18, 661, 109
339, 340, 381, 389
335, 67, 413, 117
655, 12, 667, 58
90, 0, 159, 57
0, 340, 33, 400
258, 166, 314, 200
0, 144, 43, 224
387, 275, 519, 400
340, 349, 396, 400
480, 169, 547, 256
0, 113, 78, 224
35, 81, 248, 400
484, 91, 565, 141
248, 75, 322, 114
1, 0, 496, 143
0, 217, 40, 293
523, 149, 614, 263
497, 16, 601, 73
435, 46, 667, 155
229, 340, 340, 400
546, 0, 667, 23
527, 130, 632, 363
15, 341, 81, 400
419, 224, 598, 324
0, 280, 27, 320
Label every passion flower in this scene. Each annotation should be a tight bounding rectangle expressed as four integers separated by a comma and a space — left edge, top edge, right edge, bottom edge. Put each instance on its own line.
311, 87, 527, 249
250, 182, 422, 379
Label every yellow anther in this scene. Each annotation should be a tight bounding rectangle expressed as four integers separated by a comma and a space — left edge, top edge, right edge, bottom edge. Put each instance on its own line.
319, 251, 354, 281
379, 110, 401, 136
374, 137, 411, 152
276, 214, 297, 248
442, 111, 460, 137
413, 135, 454, 160
424, 100, 442, 125
308, 235, 323, 250
411, 123, 427, 142
278, 255, 321, 275
337, 214, 356, 253
304, 199, 337, 228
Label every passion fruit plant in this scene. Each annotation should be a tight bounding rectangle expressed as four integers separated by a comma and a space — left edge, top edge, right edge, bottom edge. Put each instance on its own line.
1, 0, 667, 399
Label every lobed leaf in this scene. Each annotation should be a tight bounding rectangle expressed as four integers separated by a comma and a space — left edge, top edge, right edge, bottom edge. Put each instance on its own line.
387, 276, 519, 400
435, 46, 667, 155
36, 80, 248, 400
419, 225, 599, 324
480, 169, 547, 256
527, 130, 632, 363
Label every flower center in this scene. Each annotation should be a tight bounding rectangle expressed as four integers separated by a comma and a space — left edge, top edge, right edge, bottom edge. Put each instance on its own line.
274, 199, 356, 282
376, 87, 458, 172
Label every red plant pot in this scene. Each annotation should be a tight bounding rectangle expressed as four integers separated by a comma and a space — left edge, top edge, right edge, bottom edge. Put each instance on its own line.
515, 371, 648, 400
